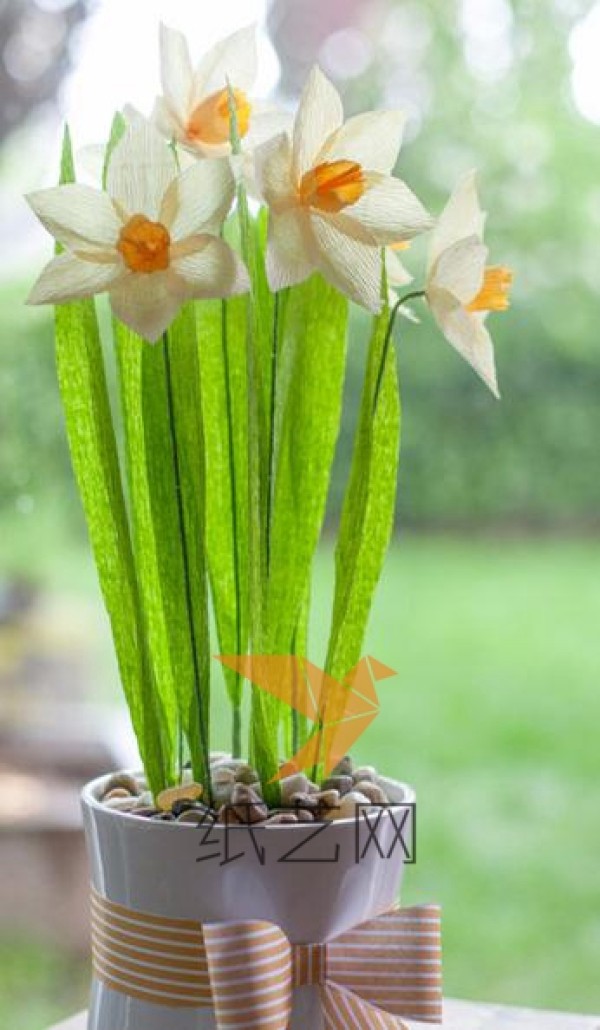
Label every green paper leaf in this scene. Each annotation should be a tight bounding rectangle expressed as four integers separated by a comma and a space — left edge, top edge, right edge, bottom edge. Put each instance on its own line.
197, 295, 249, 753
326, 302, 401, 682
164, 307, 212, 790
266, 274, 348, 655
54, 127, 169, 794
114, 317, 208, 784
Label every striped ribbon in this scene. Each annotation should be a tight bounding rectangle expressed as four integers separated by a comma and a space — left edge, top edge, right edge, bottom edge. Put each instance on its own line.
91, 887, 442, 1029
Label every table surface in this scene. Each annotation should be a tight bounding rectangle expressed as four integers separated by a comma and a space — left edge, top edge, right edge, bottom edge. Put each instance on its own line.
50, 999, 600, 1029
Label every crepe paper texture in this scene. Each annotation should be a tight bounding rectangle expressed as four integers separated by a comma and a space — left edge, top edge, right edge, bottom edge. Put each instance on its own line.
26, 25, 513, 796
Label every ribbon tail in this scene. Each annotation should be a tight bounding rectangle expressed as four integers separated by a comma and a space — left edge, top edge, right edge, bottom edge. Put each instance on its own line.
322, 984, 408, 1030
204, 920, 293, 1030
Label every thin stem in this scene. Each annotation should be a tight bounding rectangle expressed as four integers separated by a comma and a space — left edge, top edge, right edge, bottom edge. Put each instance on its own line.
221, 297, 244, 757
178, 723, 184, 784
163, 334, 213, 804
266, 292, 280, 574
232, 706, 242, 760
372, 290, 425, 415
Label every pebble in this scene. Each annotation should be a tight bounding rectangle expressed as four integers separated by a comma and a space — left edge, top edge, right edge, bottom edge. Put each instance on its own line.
132, 807, 160, 818
156, 783, 203, 812
321, 775, 353, 796
171, 800, 200, 818
265, 812, 299, 825
134, 791, 155, 809
289, 791, 319, 811
104, 796, 137, 812
353, 780, 388, 805
314, 789, 340, 809
234, 765, 260, 785
331, 756, 353, 777
352, 766, 377, 783
212, 783, 235, 809
103, 788, 132, 801
280, 773, 311, 803
177, 805, 214, 824
211, 767, 236, 786
217, 805, 243, 825
325, 791, 372, 821
230, 783, 268, 824
104, 773, 140, 797
294, 808, 315, 823
151, 812, 176, 822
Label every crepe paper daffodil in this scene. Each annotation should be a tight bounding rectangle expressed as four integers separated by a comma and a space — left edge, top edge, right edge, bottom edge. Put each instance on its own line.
26, 122, 249, 342
425, 170, 513, 398
153, 23, 291, 163
254, 65, 433, 312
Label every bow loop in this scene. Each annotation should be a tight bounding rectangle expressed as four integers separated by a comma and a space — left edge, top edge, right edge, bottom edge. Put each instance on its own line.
328, 904, 443, 1024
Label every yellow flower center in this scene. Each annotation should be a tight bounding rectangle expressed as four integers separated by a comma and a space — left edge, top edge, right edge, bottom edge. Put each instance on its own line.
117, 215, 171, 274
298, 160, 367, 214
187, 88, 252, 145
467, 266, 513, 313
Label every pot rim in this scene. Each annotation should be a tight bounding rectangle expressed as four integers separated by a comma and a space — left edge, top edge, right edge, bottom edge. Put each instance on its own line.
82, 768, 416, 832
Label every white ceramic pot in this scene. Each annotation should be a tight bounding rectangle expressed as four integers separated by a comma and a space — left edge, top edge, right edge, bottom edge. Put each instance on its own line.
82, 771, 415, 1030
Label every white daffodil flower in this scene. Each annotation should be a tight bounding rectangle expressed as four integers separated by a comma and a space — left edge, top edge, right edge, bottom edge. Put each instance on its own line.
426, 171, 513, 398
153, 23, 291, 161
254, 65, 432, 312
27, 122, 249, 342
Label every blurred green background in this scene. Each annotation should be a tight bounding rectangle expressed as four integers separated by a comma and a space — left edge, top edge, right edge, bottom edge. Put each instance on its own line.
0, 0, 599, 1027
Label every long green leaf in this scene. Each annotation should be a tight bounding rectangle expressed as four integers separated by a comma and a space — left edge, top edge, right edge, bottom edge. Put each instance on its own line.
164, 306, 211, 790
196, 295, 249, 754
326, 303, 401, 682
54, 127, 169, 794
266, 274, 348, 655
114, 319, 203, 784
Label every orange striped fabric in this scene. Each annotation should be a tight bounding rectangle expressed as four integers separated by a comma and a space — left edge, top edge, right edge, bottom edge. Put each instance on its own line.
90, 887, 442, 1028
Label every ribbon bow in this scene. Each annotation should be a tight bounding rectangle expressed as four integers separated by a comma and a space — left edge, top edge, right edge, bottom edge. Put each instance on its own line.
91, 889, 441, 1029
204, 905, 442, 1030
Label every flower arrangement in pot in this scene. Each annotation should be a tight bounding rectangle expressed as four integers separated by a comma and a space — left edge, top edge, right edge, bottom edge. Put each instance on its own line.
26, 23, 512, 1030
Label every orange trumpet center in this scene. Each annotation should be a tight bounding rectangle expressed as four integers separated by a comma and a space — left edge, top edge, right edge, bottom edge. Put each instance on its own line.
187, 87, 251, 145
117, 215, 171, 274
467, 266, 513, 313
299, 160, 367, 214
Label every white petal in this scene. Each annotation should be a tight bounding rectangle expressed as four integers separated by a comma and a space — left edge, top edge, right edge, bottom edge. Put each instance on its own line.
193, 24, 257, 100
343, 174, 433, 245
75, 144, 106, 187
293, 66, 344, 180
385, 247, 413, 289
430, 236, 488, 305
27, 252, 123, 305
320, 110, 406, 173
244, 107, 294, 151
429, 169, 486, 270
27, 184, 122, 256
159, 158, 235, 240
309, 213, 383, 312
428, 286, 499, 397
151, 95, 186, 143
159, 23, 194, 122
171, 236, 250, 299
266, 209, 314, 292
107, 121, 177, 221
254, 132, 295, 209
109, 270, 186, 343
